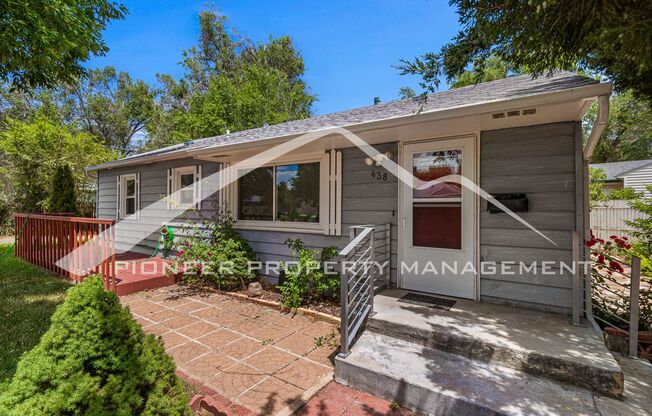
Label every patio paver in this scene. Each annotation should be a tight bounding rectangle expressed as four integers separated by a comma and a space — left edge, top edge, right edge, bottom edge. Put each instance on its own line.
122, 284, 338, 415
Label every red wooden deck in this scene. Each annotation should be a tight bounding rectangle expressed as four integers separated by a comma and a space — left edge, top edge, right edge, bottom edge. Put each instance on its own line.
115, 252, 178, 296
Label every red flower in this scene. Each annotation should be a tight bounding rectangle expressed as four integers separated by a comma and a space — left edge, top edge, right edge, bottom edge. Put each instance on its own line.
610, 235, 618, 240
177, 250, 185, 256
625, 244, 632, 250
597, 254, 605, 265
622, 236, 628, 241
609, 261, 624, 273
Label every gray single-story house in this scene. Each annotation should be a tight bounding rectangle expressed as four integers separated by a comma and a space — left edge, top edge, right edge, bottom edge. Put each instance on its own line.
88, 72, 611, 316
89, 72, 633, 413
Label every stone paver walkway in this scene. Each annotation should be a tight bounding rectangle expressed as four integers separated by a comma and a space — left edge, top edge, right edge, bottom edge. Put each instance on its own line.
121, 285, 339, 415
297, 382, 418, 415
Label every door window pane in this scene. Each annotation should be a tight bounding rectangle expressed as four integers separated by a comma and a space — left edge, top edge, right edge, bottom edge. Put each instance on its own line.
239, 167, 273, 220
126, 197, 136, 215
413, 150, 462, 198
180, 173, 194, 187
276, 163, 320, 223
413, 203, 461, 249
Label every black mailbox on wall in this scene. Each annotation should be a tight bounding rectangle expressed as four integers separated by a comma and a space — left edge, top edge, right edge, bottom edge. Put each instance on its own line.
488, 193, 528, 213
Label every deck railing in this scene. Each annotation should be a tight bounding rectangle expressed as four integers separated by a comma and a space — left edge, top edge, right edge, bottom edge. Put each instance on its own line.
339, 225, 378, 357
14, 214, 117, 292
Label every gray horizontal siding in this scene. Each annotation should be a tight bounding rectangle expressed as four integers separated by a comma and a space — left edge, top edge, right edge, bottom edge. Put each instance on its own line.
97, 157, 221, 252
96, 144, 399, 284
479, 122, 579, 314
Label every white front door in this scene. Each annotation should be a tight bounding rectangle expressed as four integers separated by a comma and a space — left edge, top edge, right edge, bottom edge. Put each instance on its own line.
401, 136, 477, 299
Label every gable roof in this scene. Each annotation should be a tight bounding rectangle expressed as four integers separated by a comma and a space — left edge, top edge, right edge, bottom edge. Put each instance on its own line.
89, 71, 603, 171
590, 159, 652, 181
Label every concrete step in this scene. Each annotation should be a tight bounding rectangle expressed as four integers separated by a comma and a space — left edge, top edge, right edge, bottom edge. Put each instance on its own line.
368, 290, 624, 397
335, 331, 604, 416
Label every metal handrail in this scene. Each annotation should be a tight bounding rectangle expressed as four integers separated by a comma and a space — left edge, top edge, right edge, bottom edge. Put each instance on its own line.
339, 225, 375, 357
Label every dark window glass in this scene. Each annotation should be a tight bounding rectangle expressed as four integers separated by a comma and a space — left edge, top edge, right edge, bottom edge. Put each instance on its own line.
276, 163, 320, 223
126, 198, 136, 215
126, 178, 136, 197
239, 167, 273, 220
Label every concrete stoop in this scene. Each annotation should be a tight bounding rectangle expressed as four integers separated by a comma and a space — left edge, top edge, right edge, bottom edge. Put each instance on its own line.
335, 331, 607, 416
366, 314, 623, 397
334, 289, 635, 415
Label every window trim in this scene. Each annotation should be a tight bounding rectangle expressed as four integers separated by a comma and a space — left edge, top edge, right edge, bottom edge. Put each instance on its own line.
118, 173, 139, 220
169, 165, 200, 210
234, 157, 326, 233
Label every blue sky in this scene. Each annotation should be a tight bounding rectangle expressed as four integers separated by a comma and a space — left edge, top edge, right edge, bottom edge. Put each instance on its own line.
87, 0, 460, 115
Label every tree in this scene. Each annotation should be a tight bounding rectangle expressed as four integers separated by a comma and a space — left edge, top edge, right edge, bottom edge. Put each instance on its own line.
0, 276, 190, 415
398, 87, 416, 99
64, 67, 158, 154
588, 167, 607, 209
0, 116, 116, 212
584, 91, 652, 163
143, 11, 315, 151
47, 164, 77, 214
626, 185, 652, 259
450, 55, 511, 88
396, 1, 652, 100
0, 0, 127, 91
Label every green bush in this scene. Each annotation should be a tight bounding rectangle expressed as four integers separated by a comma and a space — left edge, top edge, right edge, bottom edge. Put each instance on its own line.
279, 239, 339, 308
0, 276, 190, 416
174, 205, 257, 290
47, 164, 77, 214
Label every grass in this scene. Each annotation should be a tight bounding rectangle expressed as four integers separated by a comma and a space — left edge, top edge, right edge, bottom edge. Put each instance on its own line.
0, 244, 71, 393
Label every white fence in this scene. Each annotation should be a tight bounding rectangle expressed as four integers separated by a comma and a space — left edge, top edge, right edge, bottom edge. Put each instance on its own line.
590, 200, 645, 239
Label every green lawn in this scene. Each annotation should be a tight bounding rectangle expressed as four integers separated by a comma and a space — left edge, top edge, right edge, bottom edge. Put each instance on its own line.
0, 245, 71, 393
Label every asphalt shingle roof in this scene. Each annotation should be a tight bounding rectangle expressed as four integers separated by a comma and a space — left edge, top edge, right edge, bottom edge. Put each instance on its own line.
91, 71, 599, 170
590, 160, 652, 181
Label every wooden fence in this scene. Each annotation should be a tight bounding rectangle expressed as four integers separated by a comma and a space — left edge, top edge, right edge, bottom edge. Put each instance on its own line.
14, 214, 117, 292
590, 200, 646, 240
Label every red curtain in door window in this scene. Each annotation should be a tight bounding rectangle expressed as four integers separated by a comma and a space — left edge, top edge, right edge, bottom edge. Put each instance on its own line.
412, 204, 461, 249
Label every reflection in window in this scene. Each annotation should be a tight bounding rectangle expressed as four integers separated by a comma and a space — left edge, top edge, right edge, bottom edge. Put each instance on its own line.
276, 163, 320, 223
413, 149, 462, 198
179, 173, 195, 205
238, 167, 273, 220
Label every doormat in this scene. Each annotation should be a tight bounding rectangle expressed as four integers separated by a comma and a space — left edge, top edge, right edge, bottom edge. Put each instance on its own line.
398, 293, 456, 311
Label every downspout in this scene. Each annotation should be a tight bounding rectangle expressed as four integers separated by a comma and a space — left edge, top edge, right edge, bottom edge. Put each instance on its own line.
577, 94, 610, 324
583, 95, 610, 160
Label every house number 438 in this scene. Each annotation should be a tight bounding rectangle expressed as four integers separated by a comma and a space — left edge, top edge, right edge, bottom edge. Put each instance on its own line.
371, 168, 388, 181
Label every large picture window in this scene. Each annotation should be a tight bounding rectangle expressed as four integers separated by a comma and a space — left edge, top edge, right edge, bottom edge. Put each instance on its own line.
238, 162, 320, 223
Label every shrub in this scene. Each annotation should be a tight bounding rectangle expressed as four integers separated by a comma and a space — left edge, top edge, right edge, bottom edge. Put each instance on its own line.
587, 232, 652, 331
279, 238, 339, 308
174, 204, 257, 290
0, 276, 190, 416
47, 164, 77, 214
625, 185, 652, 259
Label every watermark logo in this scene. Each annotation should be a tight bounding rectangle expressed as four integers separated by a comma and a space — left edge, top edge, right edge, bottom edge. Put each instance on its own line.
57, 126, 558, 275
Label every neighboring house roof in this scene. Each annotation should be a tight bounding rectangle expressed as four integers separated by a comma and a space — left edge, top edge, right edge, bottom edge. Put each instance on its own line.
590, 159, 652, 181
89, 71, 603, 171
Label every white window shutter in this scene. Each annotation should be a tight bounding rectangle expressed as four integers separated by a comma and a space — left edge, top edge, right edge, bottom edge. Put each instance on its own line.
166, 168, 172, 209
116, 176, 121, 220
136, 172, 141, 218
335, 150, 342, 236
325, 150, 342, 236
194, 164, 202, 209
